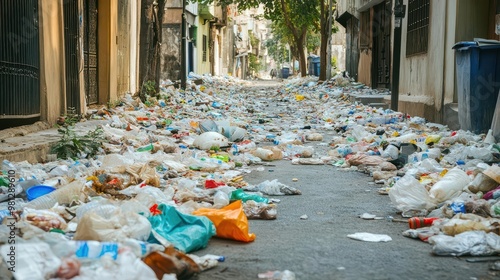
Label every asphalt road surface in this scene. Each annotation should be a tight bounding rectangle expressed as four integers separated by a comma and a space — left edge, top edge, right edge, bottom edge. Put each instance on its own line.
194, 80, 499, 280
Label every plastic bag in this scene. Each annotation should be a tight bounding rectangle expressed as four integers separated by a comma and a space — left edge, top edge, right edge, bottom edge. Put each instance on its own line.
147, 203, 216, 253
22, 208, 68, 231
388, 175, 436, 217
428, 231, 500, 256
441, 213, 497, 236
77, 251, 157, 280
350, 125, 371, 142
256, 179, 302, 196
243, 200, 277, 220
74, 209, 151, 242
429, 167, 471, 203
347, 154, 386, 166
230, 189, 269, 203
305, 133, 323, 141
213, 191, 230, 208
125, 162, 160, 187
143, 247, 200, 279
193, 132, 229, 150
192, 200, 256, 242
1, 242, 61, 280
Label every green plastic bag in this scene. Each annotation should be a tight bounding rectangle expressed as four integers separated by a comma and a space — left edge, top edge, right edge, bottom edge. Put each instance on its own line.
230, 189, 269, 203
147, 204, 216, 253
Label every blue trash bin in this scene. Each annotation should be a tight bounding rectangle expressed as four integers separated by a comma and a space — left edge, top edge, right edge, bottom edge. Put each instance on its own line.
313, 62, 320, 76
453, 41, 500, 134
282, 67, 290, 79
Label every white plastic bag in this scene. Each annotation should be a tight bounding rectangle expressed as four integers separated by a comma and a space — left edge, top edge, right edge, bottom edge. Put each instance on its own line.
388, 175, 436, 216
429, 168, 471, 203
1, 242, 61, 280
429, 231, 500, 256
76, 251, 157, 280
256, 179, 302, 196
347, 232, 392, 242
74, 210, 151, 242
193, 132, 229, 150
213, 191, 230, 208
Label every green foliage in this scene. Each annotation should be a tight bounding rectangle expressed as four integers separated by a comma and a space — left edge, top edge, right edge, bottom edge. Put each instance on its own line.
51, 110, 104, 160
138, 80, 156, 102
143, 80, 156, 96
307, 32, 321, 54
248, 53, 263, 73
107, 99, 123, 109
265, 36, 288, 64
197, 0, 338, 77
331, 56, 337, 69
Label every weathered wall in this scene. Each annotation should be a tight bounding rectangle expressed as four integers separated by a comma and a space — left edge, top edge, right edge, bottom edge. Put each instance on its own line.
398, 0, 490, 124
97, 0, 118, 104
161, 24, 181, 81
39, 0, 66, 125
398, 0, 449, 122
130, 0, 141, 95
332, 23, 347, 72
117, 0, 131, 96
344, 18, 359, 80
197, 18, 211, 75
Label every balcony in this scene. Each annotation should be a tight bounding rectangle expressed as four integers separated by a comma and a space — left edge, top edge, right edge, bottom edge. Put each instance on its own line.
199, 3, 215, 20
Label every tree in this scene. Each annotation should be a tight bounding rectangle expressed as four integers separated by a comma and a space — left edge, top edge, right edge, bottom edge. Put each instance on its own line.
200, 0, 317, 77
139, 0, 167, 100
318, 0, 336, 81
198, 0, 336, 78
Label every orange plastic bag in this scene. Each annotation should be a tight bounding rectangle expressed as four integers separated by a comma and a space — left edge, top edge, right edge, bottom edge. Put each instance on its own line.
192, 200, 256, 242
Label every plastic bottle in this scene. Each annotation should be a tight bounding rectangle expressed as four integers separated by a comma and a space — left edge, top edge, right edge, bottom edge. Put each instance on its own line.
73, 240, 119, 260
0, 209, 11, 224
200, 254, 225, 262
408, 217, 440, 229
137, 143, 154, 152
253, 148, 274, 161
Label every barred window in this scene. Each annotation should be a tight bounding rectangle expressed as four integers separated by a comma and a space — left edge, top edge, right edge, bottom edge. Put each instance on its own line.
406, 0, 430, 56
202, 35, 207, 62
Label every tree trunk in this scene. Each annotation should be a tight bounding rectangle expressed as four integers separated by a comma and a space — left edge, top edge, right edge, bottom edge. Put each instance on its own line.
280, 0, 308, 77
296, 34, 307, 77
319, 0, 334, 81
139, 0, 165, 100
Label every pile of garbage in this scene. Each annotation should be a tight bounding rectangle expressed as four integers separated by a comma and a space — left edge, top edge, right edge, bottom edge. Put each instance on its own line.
1, 72, 500, 278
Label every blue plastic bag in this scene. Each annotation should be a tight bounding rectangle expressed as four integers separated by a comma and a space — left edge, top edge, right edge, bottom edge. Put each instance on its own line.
147, 204, 216, 253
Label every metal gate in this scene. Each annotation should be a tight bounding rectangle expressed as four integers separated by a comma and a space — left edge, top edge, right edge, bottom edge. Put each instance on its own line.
63, 0, 81, 112
372, 0, 392, 89
0, 0, 40, 118
84, 0, 98, 104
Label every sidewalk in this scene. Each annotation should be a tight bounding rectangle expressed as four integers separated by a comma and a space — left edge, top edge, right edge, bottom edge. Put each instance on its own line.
0, 120, 107, 163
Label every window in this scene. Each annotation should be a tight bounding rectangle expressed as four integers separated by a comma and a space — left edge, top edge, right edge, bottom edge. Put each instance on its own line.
406, 0, 430, 56
202, 35, 207, 62
189, 26, 197, 47
359, 11, 370, 50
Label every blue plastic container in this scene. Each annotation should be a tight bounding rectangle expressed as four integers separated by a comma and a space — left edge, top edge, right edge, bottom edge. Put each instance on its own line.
453, 41, 500, 134
26, 185, 56, 201
313, 62, 320, 76
281, 67, 290, 79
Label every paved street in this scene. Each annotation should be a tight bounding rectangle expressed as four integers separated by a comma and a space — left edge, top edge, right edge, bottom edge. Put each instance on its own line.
193, 80, 498, 280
